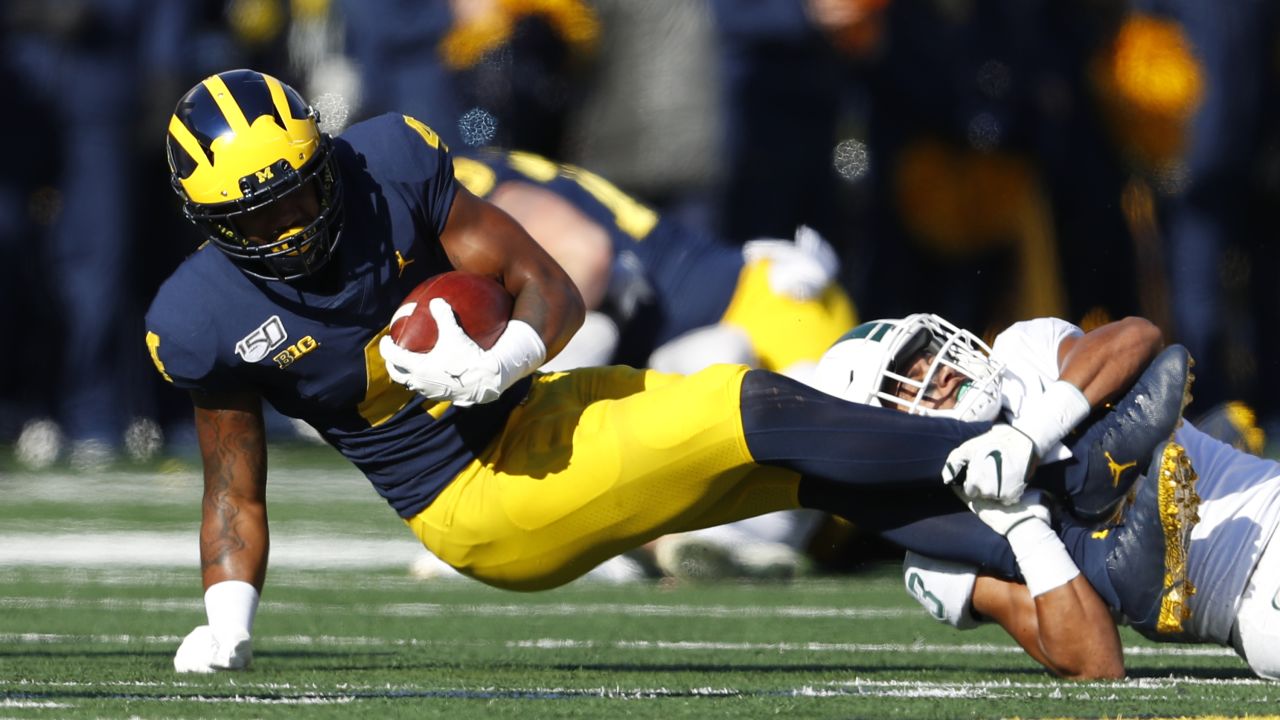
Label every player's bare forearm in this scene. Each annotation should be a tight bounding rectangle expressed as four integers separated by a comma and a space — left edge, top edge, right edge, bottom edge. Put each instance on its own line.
192, 391, 270, 592
1056, 317, 1164, 408
973, 575, 1124, 679
440, 187, 586, 358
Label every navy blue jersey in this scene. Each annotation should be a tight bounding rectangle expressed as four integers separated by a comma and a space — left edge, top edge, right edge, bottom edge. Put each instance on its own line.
453, 150, 742, 364
145, 113, 528, 518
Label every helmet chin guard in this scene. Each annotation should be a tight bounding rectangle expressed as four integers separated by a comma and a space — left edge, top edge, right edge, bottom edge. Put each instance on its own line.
814, 313, 1004, 422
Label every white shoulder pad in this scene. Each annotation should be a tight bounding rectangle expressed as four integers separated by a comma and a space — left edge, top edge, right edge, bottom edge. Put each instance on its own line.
903, 551, 984, 630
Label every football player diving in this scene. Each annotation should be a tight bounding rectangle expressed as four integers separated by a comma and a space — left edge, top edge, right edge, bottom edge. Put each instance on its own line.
814, 313, 1280, 681
146, 69, 1131, 673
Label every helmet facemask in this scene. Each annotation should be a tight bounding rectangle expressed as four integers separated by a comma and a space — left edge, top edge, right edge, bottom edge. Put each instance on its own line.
179, 138, 343, 282
815, 314, 1004, 422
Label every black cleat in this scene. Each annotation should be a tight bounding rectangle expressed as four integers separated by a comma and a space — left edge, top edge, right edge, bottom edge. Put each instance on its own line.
1105, 440, 1201, 638
1059, 344, 1193, 524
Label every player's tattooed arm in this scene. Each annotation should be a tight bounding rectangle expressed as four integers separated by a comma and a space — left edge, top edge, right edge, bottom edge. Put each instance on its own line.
972, 574, 1124, 680
1056, 317, 1164, 408
439, 186, 586, 361
192, 390, 270, 592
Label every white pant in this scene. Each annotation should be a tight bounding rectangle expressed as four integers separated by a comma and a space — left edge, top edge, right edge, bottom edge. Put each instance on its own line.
1232, 530, 1280, 680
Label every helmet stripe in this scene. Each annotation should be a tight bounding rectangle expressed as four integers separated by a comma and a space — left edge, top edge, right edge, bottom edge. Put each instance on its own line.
168, 114, 209, 176
203, 74, 252, 134
263, 74, 299, 126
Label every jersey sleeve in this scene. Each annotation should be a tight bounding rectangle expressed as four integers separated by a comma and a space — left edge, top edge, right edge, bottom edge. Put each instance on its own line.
393, 114, 459, 239
991, 317, 1083, 380
903, 551, 985, 630
144, 289, 238, 394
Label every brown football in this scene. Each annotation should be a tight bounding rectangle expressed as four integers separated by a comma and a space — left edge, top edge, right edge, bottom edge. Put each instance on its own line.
388, 271, 513, 352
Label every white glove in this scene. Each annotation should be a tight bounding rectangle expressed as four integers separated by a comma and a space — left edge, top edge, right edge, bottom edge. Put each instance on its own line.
941, 424, 1036, 505
380, 298, 546, 407
174, 580, 259, 673
741, 225, 839, 301
961, 488, 1081, 598
961, 488, 1050, 536
173, 625, 253, 673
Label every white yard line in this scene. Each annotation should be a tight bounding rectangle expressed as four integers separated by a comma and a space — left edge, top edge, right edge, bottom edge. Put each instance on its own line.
0, 595, 910, 619
0, 630, 1240, 661
0, 532, 421, 568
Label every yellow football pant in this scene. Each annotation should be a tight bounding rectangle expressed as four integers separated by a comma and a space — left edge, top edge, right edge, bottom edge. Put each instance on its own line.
406, 363, 801, 590
722, 259, 858, 373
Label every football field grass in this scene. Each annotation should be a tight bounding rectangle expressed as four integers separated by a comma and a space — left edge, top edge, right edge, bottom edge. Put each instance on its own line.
1, 448, 1276, 719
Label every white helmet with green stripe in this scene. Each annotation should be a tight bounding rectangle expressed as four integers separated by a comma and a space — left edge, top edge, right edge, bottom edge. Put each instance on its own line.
813, 313, 1005, 423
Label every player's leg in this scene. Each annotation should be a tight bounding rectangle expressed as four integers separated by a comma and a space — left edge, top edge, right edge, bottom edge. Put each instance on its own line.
1231, 533, 1280, 679
409, 364, 988, 590
407, 364, 801, 590
739, 369, 988, 487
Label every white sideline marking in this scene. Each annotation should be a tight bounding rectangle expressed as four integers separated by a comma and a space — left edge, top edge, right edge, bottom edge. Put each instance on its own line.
0, 631, 1240, 661
0, 532, 421, 569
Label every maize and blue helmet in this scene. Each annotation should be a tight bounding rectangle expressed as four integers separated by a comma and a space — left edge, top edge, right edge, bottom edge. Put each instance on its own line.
166, 69, 343, 281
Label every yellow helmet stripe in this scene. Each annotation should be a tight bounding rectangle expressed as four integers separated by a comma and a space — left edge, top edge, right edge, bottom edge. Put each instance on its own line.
168, 114, 209, 171
263, 74, 294, 126
203, 73, 252, 134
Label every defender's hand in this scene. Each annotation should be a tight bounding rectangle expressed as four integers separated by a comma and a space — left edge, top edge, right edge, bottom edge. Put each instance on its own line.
961, 489, 1051, 536
381, 298, 545, 407
941, 425, 1036, 505
173, 625, 252, 673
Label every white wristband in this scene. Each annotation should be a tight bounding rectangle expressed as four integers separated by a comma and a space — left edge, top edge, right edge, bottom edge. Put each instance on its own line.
490, 319, 547, 382
1011, 380, 1091, 457
1005, 517, 1080, 597
204, 581, 260, 636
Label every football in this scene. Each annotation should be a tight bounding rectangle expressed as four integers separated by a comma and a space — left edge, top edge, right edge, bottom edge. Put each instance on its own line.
388, 271, 513, 352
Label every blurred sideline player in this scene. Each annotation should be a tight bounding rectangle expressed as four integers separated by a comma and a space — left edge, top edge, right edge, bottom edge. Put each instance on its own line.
147, 69, 1053, 673
816, 314, 1280, 680
450, 150, 856, 382
446, 150, 854, 580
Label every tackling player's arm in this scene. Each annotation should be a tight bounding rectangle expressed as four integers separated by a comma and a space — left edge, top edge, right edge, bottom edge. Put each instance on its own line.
439, 185, 586, 360
1056, 317, 1164, 407
972, 574, 1125, 680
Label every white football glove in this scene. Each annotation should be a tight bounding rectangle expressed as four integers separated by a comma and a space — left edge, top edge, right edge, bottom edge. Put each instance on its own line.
741, 225, 839, 301
961, 488, 1050, 536
380, 298, 545, 407
173, 625, 253, 673
941, 424, 1036, 505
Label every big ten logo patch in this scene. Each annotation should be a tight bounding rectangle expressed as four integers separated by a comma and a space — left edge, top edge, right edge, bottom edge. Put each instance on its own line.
274, 336, 320, 368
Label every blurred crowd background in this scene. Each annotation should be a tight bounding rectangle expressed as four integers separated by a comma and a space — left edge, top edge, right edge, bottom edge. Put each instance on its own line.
3, 0, 1280, 472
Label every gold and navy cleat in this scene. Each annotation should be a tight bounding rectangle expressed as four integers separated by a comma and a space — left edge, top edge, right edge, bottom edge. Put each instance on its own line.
1105, 440, 1201, 638
1061, 344, 1193, 524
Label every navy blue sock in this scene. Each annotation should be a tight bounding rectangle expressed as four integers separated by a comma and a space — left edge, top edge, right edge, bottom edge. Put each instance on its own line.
739, 370, 989, 489
1058, 517, 1122, 610
799, 478, 1021, 578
